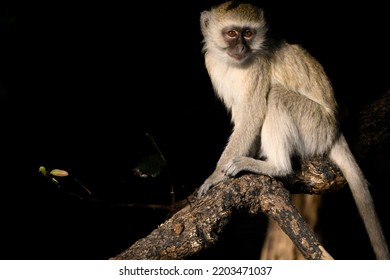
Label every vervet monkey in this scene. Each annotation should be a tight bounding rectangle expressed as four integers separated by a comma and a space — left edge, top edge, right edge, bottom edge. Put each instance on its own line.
197, 1, 389, 260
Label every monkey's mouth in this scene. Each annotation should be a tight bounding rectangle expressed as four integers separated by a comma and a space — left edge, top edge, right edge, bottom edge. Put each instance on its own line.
228, 52, 248, 61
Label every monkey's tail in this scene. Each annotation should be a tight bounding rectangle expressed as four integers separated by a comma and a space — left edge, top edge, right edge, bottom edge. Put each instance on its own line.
329, 134, 389, 260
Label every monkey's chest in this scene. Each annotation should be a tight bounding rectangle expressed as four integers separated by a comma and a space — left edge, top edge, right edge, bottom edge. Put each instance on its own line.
208, 65, 251, 110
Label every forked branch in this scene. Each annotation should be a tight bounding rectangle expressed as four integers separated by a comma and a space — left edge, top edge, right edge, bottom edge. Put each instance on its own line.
111, 157, 343, 260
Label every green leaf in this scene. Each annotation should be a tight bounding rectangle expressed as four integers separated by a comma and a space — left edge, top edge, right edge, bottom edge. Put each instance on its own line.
50, 169, 69, 177
38, 166, 47, 175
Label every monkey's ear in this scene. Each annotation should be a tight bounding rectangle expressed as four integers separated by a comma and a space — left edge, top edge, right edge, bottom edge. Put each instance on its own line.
258, 8, 265, 20
200, 11, 211, 33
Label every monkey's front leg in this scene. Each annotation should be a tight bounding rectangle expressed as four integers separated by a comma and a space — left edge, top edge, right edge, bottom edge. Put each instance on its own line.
197, 121, 261, 198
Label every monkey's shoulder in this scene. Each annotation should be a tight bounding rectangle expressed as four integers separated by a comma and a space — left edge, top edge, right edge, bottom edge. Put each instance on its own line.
270, 42, 327, 78
272, 42, 316, 62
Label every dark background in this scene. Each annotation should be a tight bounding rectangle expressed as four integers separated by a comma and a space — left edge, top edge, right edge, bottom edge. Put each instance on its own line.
0, 1, 389, 260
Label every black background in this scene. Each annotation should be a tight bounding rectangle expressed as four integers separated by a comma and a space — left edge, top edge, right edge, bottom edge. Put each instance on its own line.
1, 1, 389, 260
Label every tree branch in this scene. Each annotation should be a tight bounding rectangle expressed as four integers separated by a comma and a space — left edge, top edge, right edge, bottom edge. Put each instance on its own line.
111, 157, 343, 260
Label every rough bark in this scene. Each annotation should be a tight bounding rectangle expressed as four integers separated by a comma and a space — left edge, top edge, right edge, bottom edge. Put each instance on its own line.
111, 158, 342, 260
260, 194, 322, 260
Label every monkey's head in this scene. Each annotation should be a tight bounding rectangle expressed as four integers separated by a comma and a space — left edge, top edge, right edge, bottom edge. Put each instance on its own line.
200, 1, 268, 66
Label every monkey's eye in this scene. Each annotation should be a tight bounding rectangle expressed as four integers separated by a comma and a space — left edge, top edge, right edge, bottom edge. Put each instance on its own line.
227, 30, 237, 37
242, 29, 253, 38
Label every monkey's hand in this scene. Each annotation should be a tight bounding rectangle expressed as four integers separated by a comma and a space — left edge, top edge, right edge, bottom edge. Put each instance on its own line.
197, 170, 229, 198
198, 157, 254, 198
223, 156, 255, 177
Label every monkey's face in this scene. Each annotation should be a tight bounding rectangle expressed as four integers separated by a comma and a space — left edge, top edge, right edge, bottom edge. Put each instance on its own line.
200, 7, 267, 67
208, 23, 266, 66
222, 26, 257, 62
